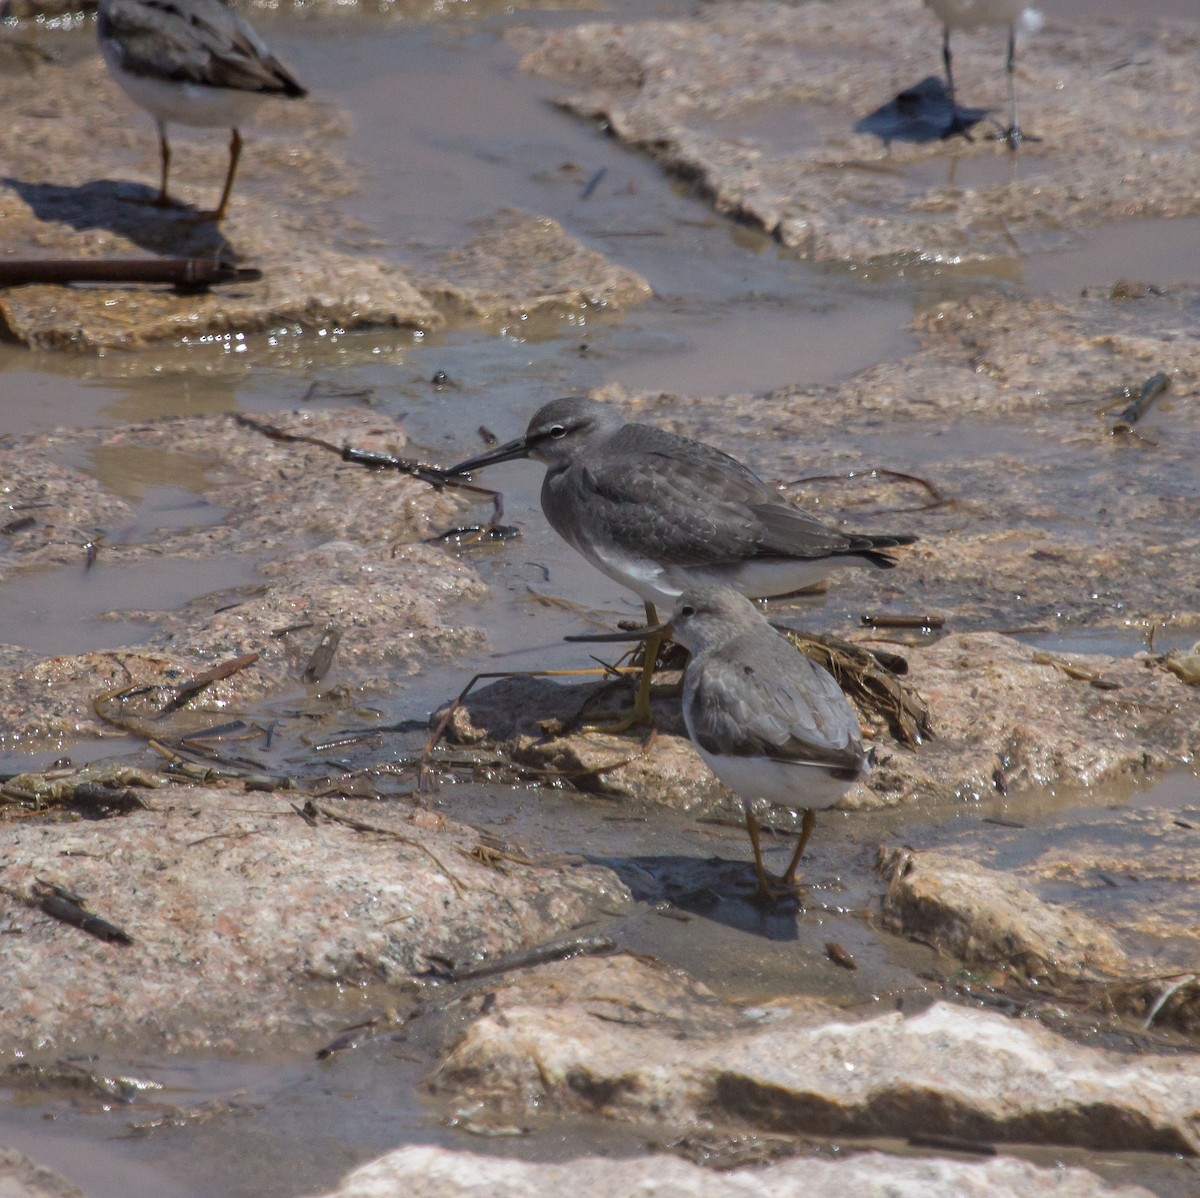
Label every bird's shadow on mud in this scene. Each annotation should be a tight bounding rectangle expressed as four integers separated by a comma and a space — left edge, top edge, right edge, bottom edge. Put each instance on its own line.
855, 75, 992, 146
3, 177, 234, 258
590, 852, 804, 942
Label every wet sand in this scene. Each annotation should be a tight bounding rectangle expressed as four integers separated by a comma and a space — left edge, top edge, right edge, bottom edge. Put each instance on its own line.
1, 2, 1199, 1196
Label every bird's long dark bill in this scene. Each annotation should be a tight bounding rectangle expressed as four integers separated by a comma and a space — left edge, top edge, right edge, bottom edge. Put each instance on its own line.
565, 622, 672, 644
446, 437, 531, 477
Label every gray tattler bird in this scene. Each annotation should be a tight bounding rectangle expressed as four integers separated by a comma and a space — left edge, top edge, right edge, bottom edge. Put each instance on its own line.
97, 0, 307, 221
448, 397, 916, 729
570, 588, 867, 902
924, 0, 1041, 146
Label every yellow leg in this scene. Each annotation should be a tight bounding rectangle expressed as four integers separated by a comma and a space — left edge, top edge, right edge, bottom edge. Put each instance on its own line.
744, 806, 776, 904
207, 127, 242, 222
155, 126, 173, 207
127, 123, 175, 209
630, 601, 663, 723
745, 806, 814, 903
582, 602, 662, 734
781, 808, 816, 886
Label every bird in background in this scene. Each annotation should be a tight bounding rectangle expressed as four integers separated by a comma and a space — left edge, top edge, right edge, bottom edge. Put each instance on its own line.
571, 588, 868, 903
924, 0, 1043, 146
96, 0, 307, 221
448, 397, 915, 731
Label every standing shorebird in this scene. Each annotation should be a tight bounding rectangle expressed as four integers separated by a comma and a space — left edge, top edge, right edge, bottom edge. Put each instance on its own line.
571, 588, 868, 902
925, 0, 1041, 147
448, 398, 915, 729
97, 0, 307, 221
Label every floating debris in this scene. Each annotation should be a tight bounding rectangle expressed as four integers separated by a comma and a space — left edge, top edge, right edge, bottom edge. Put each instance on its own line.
580, 167, 607, 199
1, 763, 163, 815
1032, 651, 1121, 691
301, 624, 341, 684
908, 1131, 997, 1156
299, 380, 375, 405
1110, 372, 1169, 436
422, 930, 617, 984
860, 613, 945, 631
0, 257, 261, 291
93, 652, 260, 734
0, 879, 134, 946
316, 1011, 409, 1061
824, 941, 858, 970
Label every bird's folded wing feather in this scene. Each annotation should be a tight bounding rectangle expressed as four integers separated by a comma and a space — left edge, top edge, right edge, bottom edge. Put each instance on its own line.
580, 423, 857, 565
687, 637, 864, 771
748, 500, 863, 558
100, 0, 303, 94
582, 452, 761, 565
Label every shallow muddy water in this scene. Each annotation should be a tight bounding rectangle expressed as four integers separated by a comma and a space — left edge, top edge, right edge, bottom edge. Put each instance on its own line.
2, 1, 1200, 1195
1, 769, 1197, 1198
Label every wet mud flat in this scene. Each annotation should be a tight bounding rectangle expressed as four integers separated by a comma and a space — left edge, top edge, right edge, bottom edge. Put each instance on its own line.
2, 0, 1200, 1196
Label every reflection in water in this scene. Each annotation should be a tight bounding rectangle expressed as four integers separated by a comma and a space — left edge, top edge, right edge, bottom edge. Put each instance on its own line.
103, 368, 246, 426
86, 445, 221, 501
1022, 217, 1200, 293
3, 554, 260, 656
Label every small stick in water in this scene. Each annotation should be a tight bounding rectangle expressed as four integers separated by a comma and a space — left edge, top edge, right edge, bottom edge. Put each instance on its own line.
860, 614, 945, 631
1111, 373, 1169, 435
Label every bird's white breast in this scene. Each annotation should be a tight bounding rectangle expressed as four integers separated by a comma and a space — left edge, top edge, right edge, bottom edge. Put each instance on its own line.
560, 520, 854, 608
925, 0, 1032, 30
555, 522, 675, 606
101, 40, 270, 129
692, 744, 856, 812
662, 557, 847, 602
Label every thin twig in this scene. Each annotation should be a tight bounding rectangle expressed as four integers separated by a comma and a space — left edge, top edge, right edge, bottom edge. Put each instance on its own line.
784, 467, 952, 513
309, 802, 467, 899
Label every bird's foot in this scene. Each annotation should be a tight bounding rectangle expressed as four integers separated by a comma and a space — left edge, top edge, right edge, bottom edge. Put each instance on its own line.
988, 123, 1040, 150
423, 522, 520, 547
578, 665, 667, 736
751, 869, 806, 907
579, 704, 654, 737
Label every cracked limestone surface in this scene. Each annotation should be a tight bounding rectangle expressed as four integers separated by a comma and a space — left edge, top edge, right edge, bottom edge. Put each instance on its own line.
878, 797, 1200, 1032
434, 954, 1200, 1156
513, 0, 1200, 265
0, 52, 648, 350
306, 1143, 1158, 1198
0, 1150, 85, 1198
0, 409, 487, 748
0, 786, 630, 1052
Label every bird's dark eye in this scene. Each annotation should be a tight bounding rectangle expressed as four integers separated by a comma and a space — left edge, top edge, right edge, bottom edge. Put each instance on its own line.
549, 424, 567, 438
680, 604, 695, 618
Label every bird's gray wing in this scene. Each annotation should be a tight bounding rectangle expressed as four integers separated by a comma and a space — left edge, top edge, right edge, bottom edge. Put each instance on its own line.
581, 423, 860, 566
749, 500, 888, 559
99, 0, 305, 94
686, 633, 865, 773
575, 424, 783, 566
